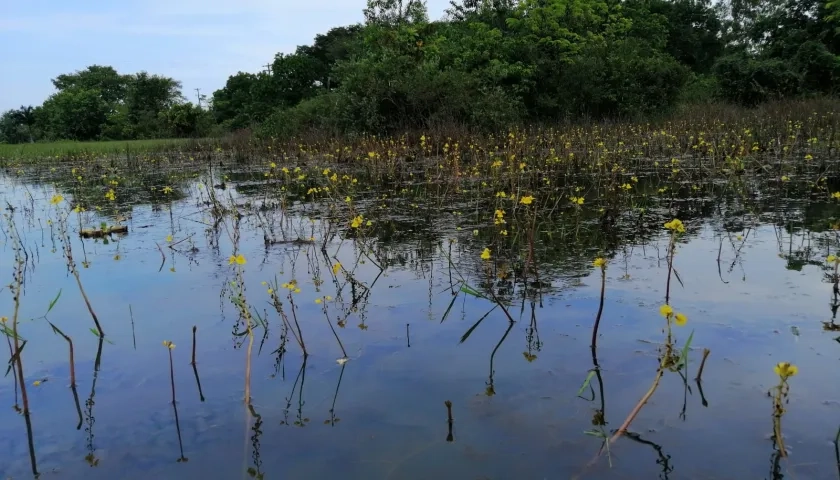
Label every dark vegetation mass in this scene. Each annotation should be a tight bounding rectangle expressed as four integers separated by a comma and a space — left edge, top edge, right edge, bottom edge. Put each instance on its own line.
3, 0, 840, 144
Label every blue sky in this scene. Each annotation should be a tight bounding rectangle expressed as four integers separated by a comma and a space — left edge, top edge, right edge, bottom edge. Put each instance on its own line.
0, 0, 451, 111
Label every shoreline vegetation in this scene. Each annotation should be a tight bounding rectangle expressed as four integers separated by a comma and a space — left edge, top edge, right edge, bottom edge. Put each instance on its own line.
1, 97, 837, 163
2, 0, 840, 148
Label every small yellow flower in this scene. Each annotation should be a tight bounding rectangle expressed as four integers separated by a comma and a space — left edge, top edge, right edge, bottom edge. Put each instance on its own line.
315, 298, 322, 304
781, 175, 790, 182
659, 304, 673, 317
0, 316, 7, 324
33, 380, 41, 386
162, 340, 176, 349
664, 218, 686, 233
267, 288, 274, 294
332, 262, 342, 275
228, 254, 246, 265
350, 215, 364, 229
773, 362, 798, 379
593, 257, 606, 268
828, 255, 839, 264
519, 195, 534, 205
832, 192, 840, 200
166, 234, 173, 243
674, 312, 688, 326
480, 248, 492, 260
50, 194, 64, 205
293, 288, 301, 294
325, 296, 333, 301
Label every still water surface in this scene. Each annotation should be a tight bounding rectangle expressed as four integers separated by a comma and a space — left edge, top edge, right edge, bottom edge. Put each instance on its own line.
0, 170, 838, 480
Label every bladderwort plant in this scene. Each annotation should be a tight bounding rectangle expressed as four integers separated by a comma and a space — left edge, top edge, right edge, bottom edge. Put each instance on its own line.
267, 278, 307, 357
770, 361, 798, 457
3, 207, 38, 477
315, 295, 347, 364
162, 340, 188, 463
576, 219, 697, 477
228, 250, 258, 405
51, 194, 105, 337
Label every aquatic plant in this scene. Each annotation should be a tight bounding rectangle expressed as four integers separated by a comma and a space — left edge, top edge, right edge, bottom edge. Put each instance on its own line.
770, 362, 798, 457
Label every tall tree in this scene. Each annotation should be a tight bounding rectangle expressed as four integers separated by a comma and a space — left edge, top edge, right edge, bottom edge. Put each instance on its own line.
125, 72, 183, 137
52, 65, 129, 106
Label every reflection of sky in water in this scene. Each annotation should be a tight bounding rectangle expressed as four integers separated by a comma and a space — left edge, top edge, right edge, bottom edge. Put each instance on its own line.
0, 177, 838, 480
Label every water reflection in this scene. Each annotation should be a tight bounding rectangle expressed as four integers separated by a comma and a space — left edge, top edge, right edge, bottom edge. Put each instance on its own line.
84, 338, 103, 467
3, 153, 840, 479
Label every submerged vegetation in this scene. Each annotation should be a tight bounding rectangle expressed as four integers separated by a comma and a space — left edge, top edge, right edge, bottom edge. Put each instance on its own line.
0, 99, 839, 477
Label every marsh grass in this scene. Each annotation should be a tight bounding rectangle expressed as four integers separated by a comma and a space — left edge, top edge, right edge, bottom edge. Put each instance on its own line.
0, 138, 197, 161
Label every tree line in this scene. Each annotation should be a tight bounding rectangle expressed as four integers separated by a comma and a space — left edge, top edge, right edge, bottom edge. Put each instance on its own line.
3, 0, 840, 144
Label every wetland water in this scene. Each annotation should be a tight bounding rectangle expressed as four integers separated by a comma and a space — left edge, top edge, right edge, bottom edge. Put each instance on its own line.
1, 148, 840, 479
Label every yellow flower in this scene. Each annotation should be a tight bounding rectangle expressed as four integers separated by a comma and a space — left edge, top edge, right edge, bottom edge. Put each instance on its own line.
166, 234, 173, 243
674, 312, 688, 326
350, 215, 364, 229
773, 362, 798, 379
267, 288, 274, 294
664, 218, 686, 233
480, 248, 492, 260
781, 175, 790, 182
105, 189, 116, 201
293, 288, 301, 294
659, 304, 673, 317
162, 340, 176, 349
332, 262, 342, 275
33, 380, 41, 386
325, 296, 333, 301
0, 316, 7, 324
519, 195, 534, 205
50, 194, 64, 205
593, 257, 606, 268
832, 192, 840, 200
228, 254, 246, 265
828, 255, 839, 264
315, 298, 323, 304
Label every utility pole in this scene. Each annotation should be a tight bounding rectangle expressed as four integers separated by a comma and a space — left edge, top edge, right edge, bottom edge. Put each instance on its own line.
195, 88, 202, 108
263, 63, 273, 75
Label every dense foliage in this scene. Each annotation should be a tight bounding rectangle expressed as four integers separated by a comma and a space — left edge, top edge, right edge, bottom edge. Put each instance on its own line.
3, 0, 840, 144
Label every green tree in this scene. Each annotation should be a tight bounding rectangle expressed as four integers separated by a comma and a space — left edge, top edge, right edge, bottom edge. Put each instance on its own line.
52, 65, 129, 106
0, 106, 37, 143
125, 72, 184, 138
212, 72, 260, 129
39, 87, 110, 140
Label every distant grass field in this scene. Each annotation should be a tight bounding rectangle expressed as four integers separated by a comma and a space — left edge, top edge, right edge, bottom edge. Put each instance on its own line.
0, 138, 193, 160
